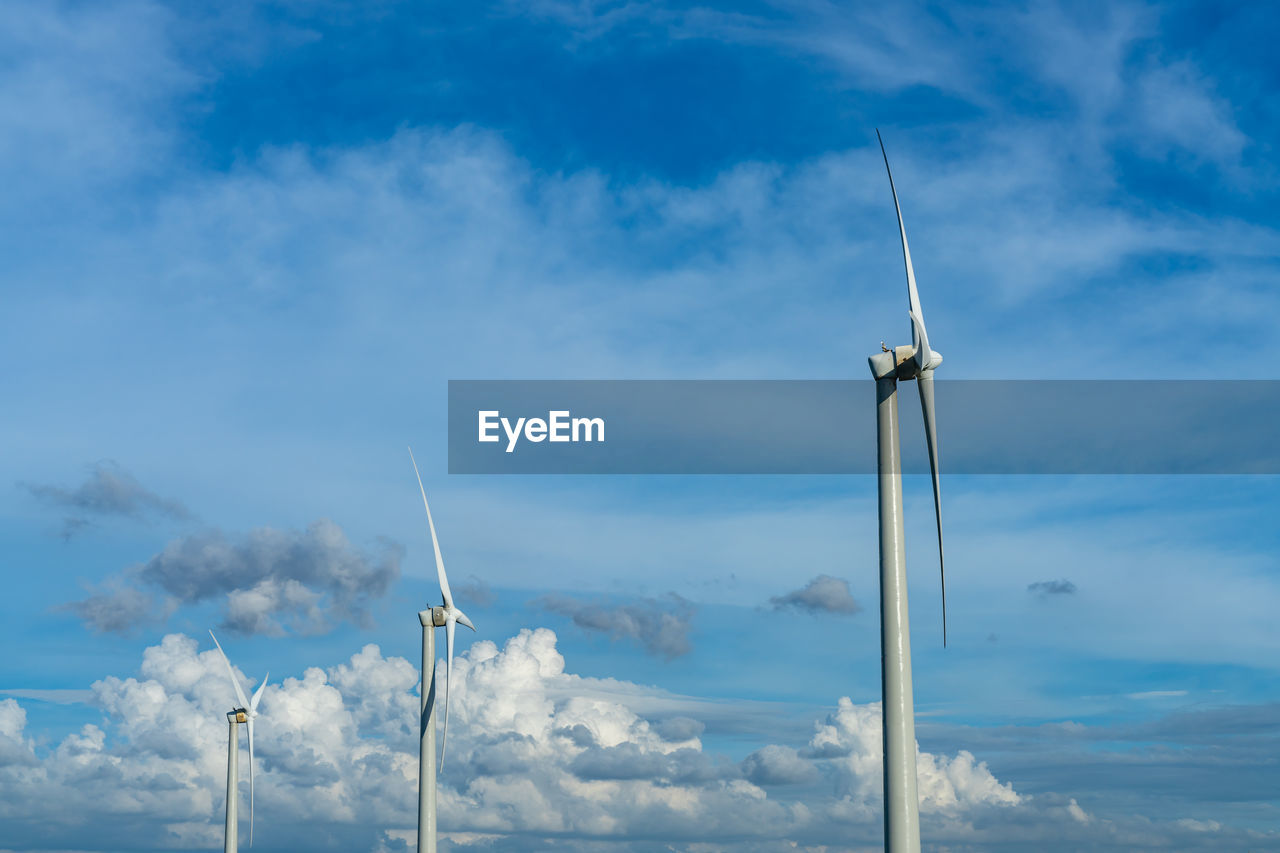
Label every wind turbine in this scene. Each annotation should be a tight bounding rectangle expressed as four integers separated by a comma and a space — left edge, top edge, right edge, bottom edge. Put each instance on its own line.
408, 447, 477, 853
866, 129, 946, 853
209, 630, 268, 853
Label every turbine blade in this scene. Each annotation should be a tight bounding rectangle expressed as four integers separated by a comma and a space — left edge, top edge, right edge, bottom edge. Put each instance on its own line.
456, 610, 475, 632
917, 370, 947, 647
440, 613, 456, 774
247, 715, 255, 847
209, 630, 250, 710
876, 129, 929, 358
248, 671, 266, 846
408, 446, 455, 609
250, 673, 268, 713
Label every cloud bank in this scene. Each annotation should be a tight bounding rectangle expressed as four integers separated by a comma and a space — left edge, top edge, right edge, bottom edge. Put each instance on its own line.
2, 630, 1269, 851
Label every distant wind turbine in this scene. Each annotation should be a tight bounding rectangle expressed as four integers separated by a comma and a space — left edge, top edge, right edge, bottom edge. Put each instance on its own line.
210, 630, 267, 853
866, 129, 947, 853
408, 447, 477, 853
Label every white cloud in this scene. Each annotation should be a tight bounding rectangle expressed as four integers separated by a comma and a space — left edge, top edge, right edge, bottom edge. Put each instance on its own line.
2, 630, 1277, 850
0, 630, 1028, 850
0, 0, 191, 194
1132, 60, 1247, 165
806, 697, 1019, 813
0, 699, 37, 768
741, 745, 818, 786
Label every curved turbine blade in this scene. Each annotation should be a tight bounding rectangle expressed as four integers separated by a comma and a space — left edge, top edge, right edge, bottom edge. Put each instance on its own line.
917, 370, 947, 646
209, 630, 250, 710
408, 446, 455, 609
876, 129, 931, 365
439, 613, 456, 774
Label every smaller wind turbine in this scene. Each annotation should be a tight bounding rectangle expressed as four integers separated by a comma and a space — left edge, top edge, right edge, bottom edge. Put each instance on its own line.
408, 447, 477, 853
210, 630, 267, 853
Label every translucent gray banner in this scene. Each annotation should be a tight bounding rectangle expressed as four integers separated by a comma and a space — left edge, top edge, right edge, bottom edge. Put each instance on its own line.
446, 380, 1280, 474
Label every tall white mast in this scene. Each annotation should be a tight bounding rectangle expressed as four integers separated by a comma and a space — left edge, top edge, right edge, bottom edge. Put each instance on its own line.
868, 130, 948, 852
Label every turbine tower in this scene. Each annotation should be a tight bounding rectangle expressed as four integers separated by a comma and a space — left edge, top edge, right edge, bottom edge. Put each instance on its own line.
408, 447, 477, 853
210, 630, 268, 853
867, 130, 947, 853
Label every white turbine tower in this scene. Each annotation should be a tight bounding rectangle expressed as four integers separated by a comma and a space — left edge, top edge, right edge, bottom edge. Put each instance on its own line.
210, 630, 268, 853
867, 129, 947, 853
408, 447, 477, 853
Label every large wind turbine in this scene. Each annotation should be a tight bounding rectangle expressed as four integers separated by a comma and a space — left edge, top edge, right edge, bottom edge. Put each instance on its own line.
867, 130, 947, 853
408, 447, 477, 853
210, 630, 268, 853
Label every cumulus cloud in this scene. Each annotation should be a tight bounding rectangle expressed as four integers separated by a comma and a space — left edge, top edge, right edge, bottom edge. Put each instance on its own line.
1, 630, 1271, 851
769, 575, 861, 615
654, 716, 704, 743
535, 593, 695, 659
1028, 579, 1077, 597
66, 520, 401, 636
0, 699, 37, 767
802, 697, 1020, 813
741, 745, 818, 787
0, 633, 417, 850
22, 461, 190, 538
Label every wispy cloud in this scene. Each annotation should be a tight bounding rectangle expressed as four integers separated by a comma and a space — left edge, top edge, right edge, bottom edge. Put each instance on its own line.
536, 592, 695, 659
0, 688, 93, 705
21, 461, 190, 538
1028, 579, 1078, 597
1127, 689, 1188, 700
63, 577, 174, 635
455, 576, 496, 608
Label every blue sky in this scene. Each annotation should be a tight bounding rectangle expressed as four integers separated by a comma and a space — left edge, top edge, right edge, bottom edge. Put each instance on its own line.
2, 1, 1279, 850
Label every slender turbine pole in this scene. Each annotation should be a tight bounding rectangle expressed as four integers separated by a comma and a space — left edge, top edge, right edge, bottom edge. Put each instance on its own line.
225, 711, 242, 853
870, 351, 922, 853
418, 608, 441, 853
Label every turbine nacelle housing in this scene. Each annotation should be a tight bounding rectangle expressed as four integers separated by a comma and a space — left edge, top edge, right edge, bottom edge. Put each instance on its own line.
869, 345, 943, 381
